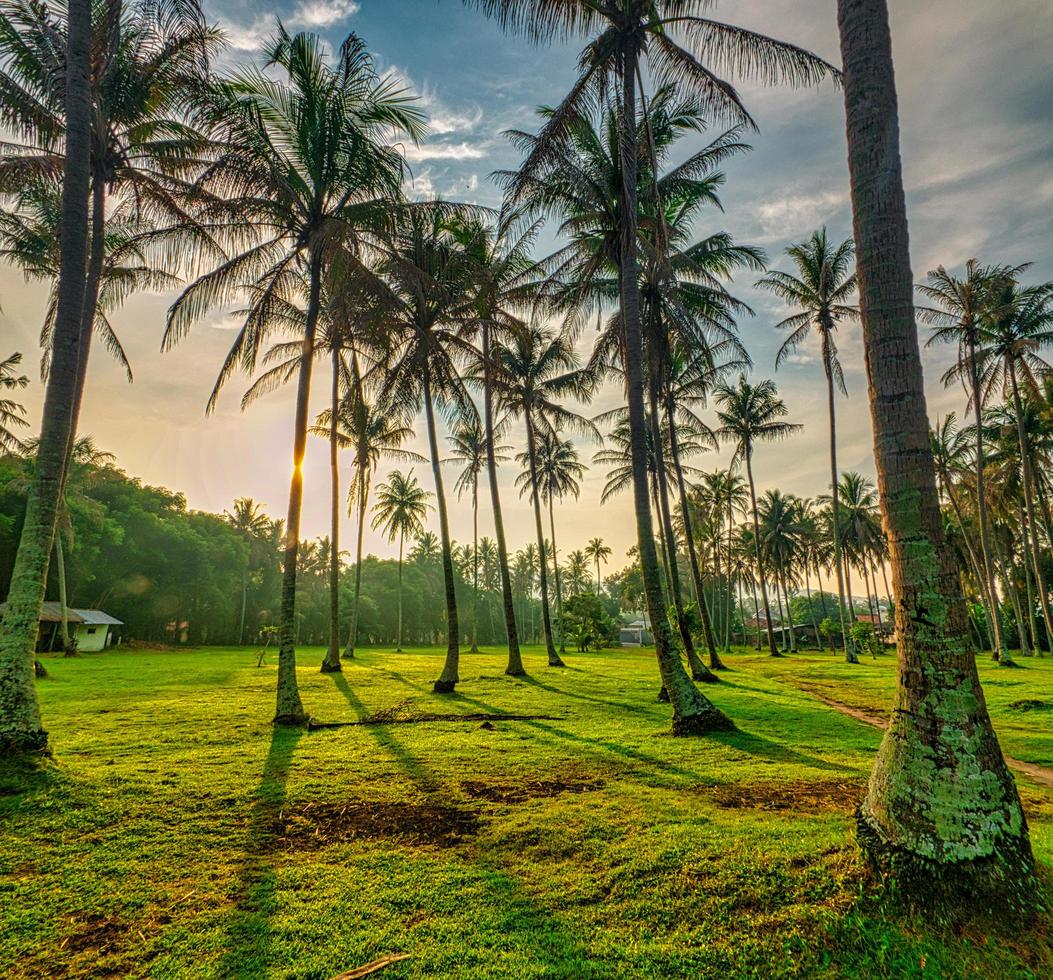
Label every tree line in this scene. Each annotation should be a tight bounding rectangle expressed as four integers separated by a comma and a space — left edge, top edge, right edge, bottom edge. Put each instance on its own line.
0, 0, 1044, 918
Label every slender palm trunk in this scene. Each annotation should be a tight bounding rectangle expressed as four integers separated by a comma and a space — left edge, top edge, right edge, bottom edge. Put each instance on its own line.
0, 0, 92, 756
1017, 511, 1040, 654
666, 393, 723, 668
781, 564, 798, 653
470, 484, 479, 652
423, 369, 461, 692
804, 563, 822, 649
547, 496, 566, 654
321, 350, 342, 673
344, 480, 367, 658
483, 320, 524, 676
774, 564, 789, 652
396, 532, 404, 650
55, 528, 72, 653
1009, 363, 1053, 654
825, 356, 856, 663
274, 250, 322, 725
238, 563, 248, 646
525, 415, 564, 666
839, 0, 1034, 911
744, 450, 778, 656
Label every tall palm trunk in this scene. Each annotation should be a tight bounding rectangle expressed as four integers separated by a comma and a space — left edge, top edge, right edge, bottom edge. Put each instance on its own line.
395, 530, 404, 650
744, 449, 778, 656
321, 349, 342, 673
238, 563, 248, 646
525, 415, 564, 667
470, 483, 479, 652
274, 249, 322, 725
839, 0, 1034, 911
483, 320, 524, 676
665, 391, 723, 668
824, 338, 857, 662
0, 0, 92, 756
804, 562, 822, 649
967, 341, 1009, 661
1008, 362, 1053, 654
344, 480, 367, 658
547, 496, 566, 654
780, 564, 798, 653
55, 527, 71, 653
423, 368, 461, 692
724, 501, 735, 650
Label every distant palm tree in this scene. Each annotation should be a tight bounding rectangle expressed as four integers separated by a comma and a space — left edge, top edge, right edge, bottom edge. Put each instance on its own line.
757, 229, 857, 661
564, 550, 591, 597
224, 498, 271, 647
372, 471, 432, 653
585, 537, 612, 592
0, 352, 29, 454
164, 29, 423, 724
715, 377, 802, 657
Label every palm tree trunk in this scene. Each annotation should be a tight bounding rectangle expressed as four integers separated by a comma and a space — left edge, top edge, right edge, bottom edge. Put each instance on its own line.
839, 0, 1033, 910
321, 349, 342, 673
665, 393, 723, 668
1017, 512, 1041, 656
525, 415, 564, 667
239, 563, 248, 646
804, 562, 822, 649
470, 484, 479, 652
483, 320, 524, 676
744, 450, 778, 657
825, 348, 856, 662
274, 249, 322, 726
55, 527, 72, 654
423, 368, 461, 692
344, 481, 367, 658
781, 564, 798, 653
0, 0, 92, 756
547, 496, 566, 655
773, 563, 789, 653
396, 532, 404, 651
1009, 362, 1053, 655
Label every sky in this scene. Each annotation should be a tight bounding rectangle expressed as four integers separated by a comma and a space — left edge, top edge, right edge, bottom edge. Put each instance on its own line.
2, 0, 1052, 571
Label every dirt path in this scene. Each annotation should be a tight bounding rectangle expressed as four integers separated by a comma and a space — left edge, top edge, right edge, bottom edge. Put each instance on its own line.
801, 686, 1053, 790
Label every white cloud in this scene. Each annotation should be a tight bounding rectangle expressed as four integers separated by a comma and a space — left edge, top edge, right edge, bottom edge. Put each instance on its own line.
218, 1, 360, 52
402, 141, 487, 162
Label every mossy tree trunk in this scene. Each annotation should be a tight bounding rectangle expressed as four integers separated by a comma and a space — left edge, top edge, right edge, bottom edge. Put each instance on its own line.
838, 0, 1035, 914
0, 0, 92, 757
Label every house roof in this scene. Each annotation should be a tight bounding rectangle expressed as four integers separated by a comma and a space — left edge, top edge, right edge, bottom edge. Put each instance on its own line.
0, 601, 85, 624
72, 609, 123, 626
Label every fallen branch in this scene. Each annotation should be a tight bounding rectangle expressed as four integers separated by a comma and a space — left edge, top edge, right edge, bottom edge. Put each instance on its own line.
329, 953, 411, 979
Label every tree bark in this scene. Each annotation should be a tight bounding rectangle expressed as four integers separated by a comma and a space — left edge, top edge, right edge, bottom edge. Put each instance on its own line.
424, 368, 461, 692
321, 348, 342, 673
396, 532, 404, 651
547, 494, 567, 655
0, 0, 92, 757
617, 45, 731, 734
839, 0, 1034, 914
525, 414, 564, 667
744, 450, 778, 656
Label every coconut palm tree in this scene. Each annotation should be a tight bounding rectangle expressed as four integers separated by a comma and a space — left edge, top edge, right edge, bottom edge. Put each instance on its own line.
372, 471, 432, 653
499, 325, 594, 665
0, 352, 29, 454
758, 489, 804, 653
837, 0, 1033, 910
585, 537, 612, 592
714, 377, 801, 657
473, 0, 833, 736
0, 0, 92, 756
224, 498, 271, 647
164, 29, 423, 723
757, 229, 857, 661
564, 550, 591, 597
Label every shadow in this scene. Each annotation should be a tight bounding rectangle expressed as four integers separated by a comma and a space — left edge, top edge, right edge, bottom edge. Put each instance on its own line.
218, 725, 303, 977
709, 729, 857, 774
518, 675, 655, 718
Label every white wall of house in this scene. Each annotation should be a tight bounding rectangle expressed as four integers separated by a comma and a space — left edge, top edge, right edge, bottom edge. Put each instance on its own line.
74, 623, 111, 652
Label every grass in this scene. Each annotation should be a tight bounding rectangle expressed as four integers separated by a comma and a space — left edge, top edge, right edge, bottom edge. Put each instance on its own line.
1, 643, 1051, 978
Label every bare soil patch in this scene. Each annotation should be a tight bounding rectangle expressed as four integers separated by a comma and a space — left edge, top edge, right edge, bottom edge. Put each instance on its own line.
460, 776, 605, 805
707, 780, 866, 813
269, 800, 478, 850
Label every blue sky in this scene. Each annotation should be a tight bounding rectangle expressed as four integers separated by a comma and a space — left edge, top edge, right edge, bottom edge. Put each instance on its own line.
3, 0, 1052, 574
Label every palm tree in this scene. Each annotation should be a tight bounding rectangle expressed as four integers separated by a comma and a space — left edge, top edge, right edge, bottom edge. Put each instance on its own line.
372, 471, 432, 653
0, 352, 29, 454
224, 498, 271, 647
473, 0, 833, 735
164, 29, 423, 724
585, 537, 612, 592
975, 276, 1053, 654
564, 550, 591, 597
837, 0, 1033, 911
757, 229, 857, 661
714, 377, 802, 657
919, 260, 1025, 663
759, 490, 803, 653
0, 0, 92, 756
499, 325, 594, 666
445, 419, 509, 652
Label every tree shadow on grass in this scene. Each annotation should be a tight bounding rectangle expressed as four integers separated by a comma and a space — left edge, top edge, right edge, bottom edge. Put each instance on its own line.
217, 725, 302, 978
518, 675, 659, 719
708, 729, 857, 774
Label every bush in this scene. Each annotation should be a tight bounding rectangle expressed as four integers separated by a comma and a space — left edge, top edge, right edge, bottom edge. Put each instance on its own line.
564, 593, 618, 652
849, 620, 882, 659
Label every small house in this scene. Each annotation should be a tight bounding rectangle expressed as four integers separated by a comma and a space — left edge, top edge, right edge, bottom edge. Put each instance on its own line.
0, 601, 123, 652
619, 615, 653, 647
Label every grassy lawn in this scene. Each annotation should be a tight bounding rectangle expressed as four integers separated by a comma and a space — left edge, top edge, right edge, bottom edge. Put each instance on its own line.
1, 644, 1051, 978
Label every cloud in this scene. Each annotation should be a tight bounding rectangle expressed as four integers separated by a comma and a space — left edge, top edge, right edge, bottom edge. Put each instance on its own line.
402, 141, 487, 162
218, 1, 360, 52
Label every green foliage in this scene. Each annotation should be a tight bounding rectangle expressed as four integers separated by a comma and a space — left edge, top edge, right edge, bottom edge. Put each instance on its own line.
819, 617, 841, 643
562, 592, 617, 652
848, 620, 883, 659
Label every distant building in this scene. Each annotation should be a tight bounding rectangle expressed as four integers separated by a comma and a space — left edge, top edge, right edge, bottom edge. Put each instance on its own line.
0, 601, 124, 652
619, 615, 653, 647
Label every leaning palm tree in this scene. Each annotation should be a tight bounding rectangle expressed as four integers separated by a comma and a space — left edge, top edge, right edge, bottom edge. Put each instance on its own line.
714, 377, 802, 657
757, 229, 857, 661
585, 537, 612, 592
498, 325, 595, 666
163, 29, 424, 724
0, 0, 93, 756
470, 0, 833, 737
371, 471, 432, 653
837, 0, 1033, 912
0, 352, 29, 454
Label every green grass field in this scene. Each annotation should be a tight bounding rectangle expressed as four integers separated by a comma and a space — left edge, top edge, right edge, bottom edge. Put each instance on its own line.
2, 645, 1051, 978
